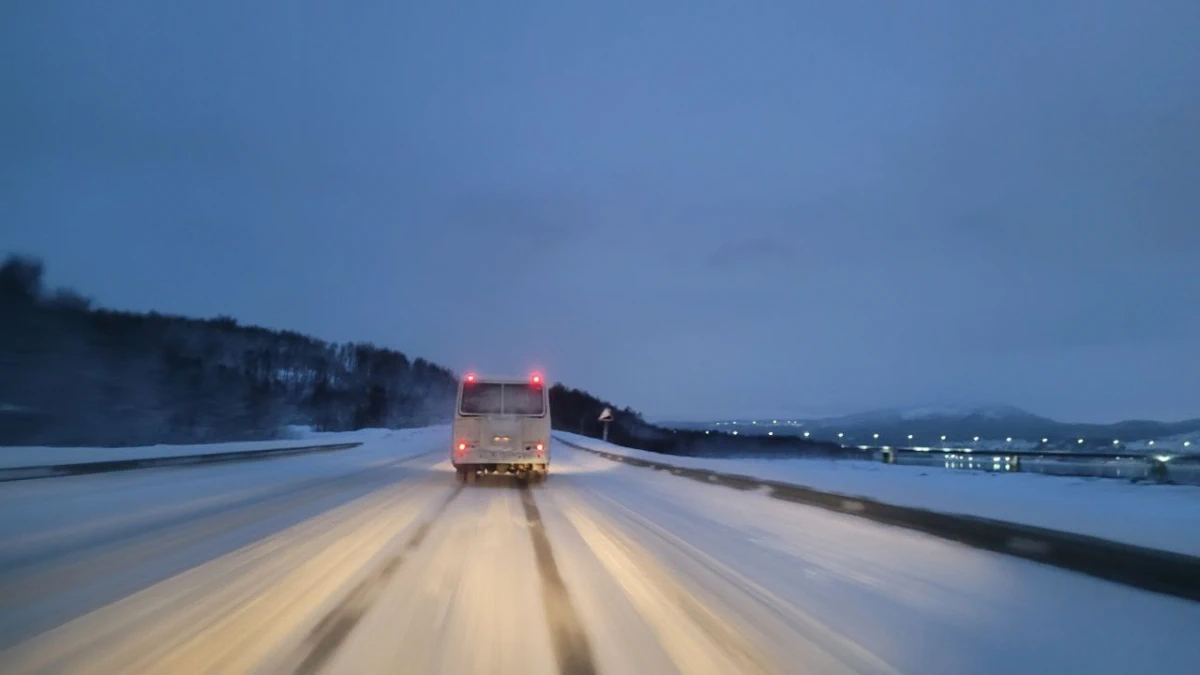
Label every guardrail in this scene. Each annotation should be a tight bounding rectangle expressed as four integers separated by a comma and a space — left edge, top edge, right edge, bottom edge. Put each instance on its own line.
556, 436, 1200, 602
0, 442, 363, 482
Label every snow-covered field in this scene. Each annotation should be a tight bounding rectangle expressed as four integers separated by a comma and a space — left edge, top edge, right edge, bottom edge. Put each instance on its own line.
0, 427, 441, 470
558, 432, 1200, 556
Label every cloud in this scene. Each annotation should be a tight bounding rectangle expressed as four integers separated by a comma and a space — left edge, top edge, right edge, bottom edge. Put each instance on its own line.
438, 192, 584, 241
706, 236, 797, 269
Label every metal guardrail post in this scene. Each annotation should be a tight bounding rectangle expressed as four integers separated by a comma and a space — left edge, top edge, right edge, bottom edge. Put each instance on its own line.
1148, 458, 1169, 483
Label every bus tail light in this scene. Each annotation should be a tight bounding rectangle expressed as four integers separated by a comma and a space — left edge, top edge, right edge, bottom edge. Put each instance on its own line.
530, 373, 543, 386
457, 441, 467, 454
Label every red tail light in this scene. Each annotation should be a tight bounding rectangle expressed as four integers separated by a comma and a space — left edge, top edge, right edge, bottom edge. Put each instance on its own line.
530, 373, 542, 386
465, 373, 476, 383
457, 441, 467, 453
536, 442, 544, 452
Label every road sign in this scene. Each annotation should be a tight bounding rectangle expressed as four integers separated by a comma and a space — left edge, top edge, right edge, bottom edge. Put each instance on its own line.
599, 407, 614, 441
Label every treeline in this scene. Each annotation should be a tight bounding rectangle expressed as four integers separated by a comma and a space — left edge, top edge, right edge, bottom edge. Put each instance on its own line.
548, 383, 854, 459
3, 254, 858, 457
1, 256, 457, 446
547, 384, 663, 447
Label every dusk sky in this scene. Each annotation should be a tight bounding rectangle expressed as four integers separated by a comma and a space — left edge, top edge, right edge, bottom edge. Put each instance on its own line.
4, 1, 1198, 422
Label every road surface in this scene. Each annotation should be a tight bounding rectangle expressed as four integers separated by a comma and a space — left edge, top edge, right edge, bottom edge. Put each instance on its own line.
1, 431, 1198, 674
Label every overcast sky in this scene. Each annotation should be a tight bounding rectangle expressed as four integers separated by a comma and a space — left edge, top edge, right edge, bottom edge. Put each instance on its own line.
3, 1, 1198, 422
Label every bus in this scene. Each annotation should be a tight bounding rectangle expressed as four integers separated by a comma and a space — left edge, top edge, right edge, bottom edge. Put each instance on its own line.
451, 372, 551, 483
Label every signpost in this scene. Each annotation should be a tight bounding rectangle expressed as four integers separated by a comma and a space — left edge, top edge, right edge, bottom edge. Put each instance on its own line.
599, 407, 614, 442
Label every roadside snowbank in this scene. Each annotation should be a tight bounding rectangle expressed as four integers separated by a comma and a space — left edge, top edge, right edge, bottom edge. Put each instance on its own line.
557, 432, 1200, 556
0, 427, 447, 470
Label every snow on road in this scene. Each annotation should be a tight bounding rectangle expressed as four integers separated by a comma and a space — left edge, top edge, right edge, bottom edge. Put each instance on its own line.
0, 426, 448, 644
558, 432, 1200, 556
1, 434, 1197, 674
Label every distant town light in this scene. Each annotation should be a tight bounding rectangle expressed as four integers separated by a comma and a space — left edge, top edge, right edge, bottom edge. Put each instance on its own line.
705, 430, 710, 435
752, 420, 757, 425
941, 435, 947, 441
873, 433, 880, 439
907, 434, 914, 440
1006, 437, 1013, 443
772, 420, 778, 424
803, 432, 811, 438
1078, 438, 1084, 444
973, 436, 980, 442
1148, 440, 1156, 446
838, 432, 845, 438
1042, 438, 1049, 444
768, 431, 774, 436
1113, 439, 1120, 445
732, 430, 739, 435
1185, 441, 1192, 448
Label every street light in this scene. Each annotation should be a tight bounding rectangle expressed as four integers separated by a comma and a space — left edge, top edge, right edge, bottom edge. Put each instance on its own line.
1113, 439, 1120, 445
873, 433, 880, 439
1078, 438, 1084, 444
1006, 437, 1013, 443
1148, 440, 1155, 446
1185, 441, 1192, 448
838, 432, 845, 438
907, 434, 914, 441
803, 432, 810, 438
1042, 438, 1049, 444
941, 435, 947, 442
768, 431, 774, 436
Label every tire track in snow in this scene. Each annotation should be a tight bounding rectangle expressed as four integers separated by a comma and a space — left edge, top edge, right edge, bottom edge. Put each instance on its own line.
292, 484, 464, 675
520, 485, 598, 675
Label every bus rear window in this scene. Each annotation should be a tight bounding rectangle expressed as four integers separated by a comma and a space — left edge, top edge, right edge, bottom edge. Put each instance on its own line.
460, 383, 504, 414
502, 384, 546, 416
459, 382, 545, 416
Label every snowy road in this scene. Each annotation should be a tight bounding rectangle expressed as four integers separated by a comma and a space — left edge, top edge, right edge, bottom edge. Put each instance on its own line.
2, 433, 1198, 674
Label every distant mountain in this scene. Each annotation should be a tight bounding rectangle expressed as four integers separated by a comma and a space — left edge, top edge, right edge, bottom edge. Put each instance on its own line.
663, 405, 1200, 451
810, 404, 1050, 427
